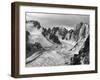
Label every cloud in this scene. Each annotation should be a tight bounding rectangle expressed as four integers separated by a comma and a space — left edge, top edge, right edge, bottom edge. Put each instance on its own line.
26, 12, 89, 27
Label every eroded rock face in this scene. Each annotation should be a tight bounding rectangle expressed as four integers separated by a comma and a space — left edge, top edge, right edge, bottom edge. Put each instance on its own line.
79, 36, 90, 64
69, 23, 89, 65
70, 36, 89, 65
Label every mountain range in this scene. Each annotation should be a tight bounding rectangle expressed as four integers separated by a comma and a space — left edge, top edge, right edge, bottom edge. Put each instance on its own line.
26, 20, 90, 66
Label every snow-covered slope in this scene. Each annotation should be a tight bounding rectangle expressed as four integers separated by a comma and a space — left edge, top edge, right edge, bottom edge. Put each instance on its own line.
28, 28, 53, 48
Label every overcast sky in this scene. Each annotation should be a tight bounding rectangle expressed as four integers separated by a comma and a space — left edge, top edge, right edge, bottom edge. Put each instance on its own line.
26, 12, 89, 28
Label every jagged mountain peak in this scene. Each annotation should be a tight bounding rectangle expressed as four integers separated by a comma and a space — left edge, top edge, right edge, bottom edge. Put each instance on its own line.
26, 20, 89, 46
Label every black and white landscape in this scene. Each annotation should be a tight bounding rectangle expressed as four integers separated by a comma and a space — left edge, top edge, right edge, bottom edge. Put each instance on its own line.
25, 13, 90, 67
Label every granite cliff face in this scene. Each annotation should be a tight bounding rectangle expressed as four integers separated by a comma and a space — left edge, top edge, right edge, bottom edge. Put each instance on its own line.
26, 20, 90, 67
41, 22, 89, 43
